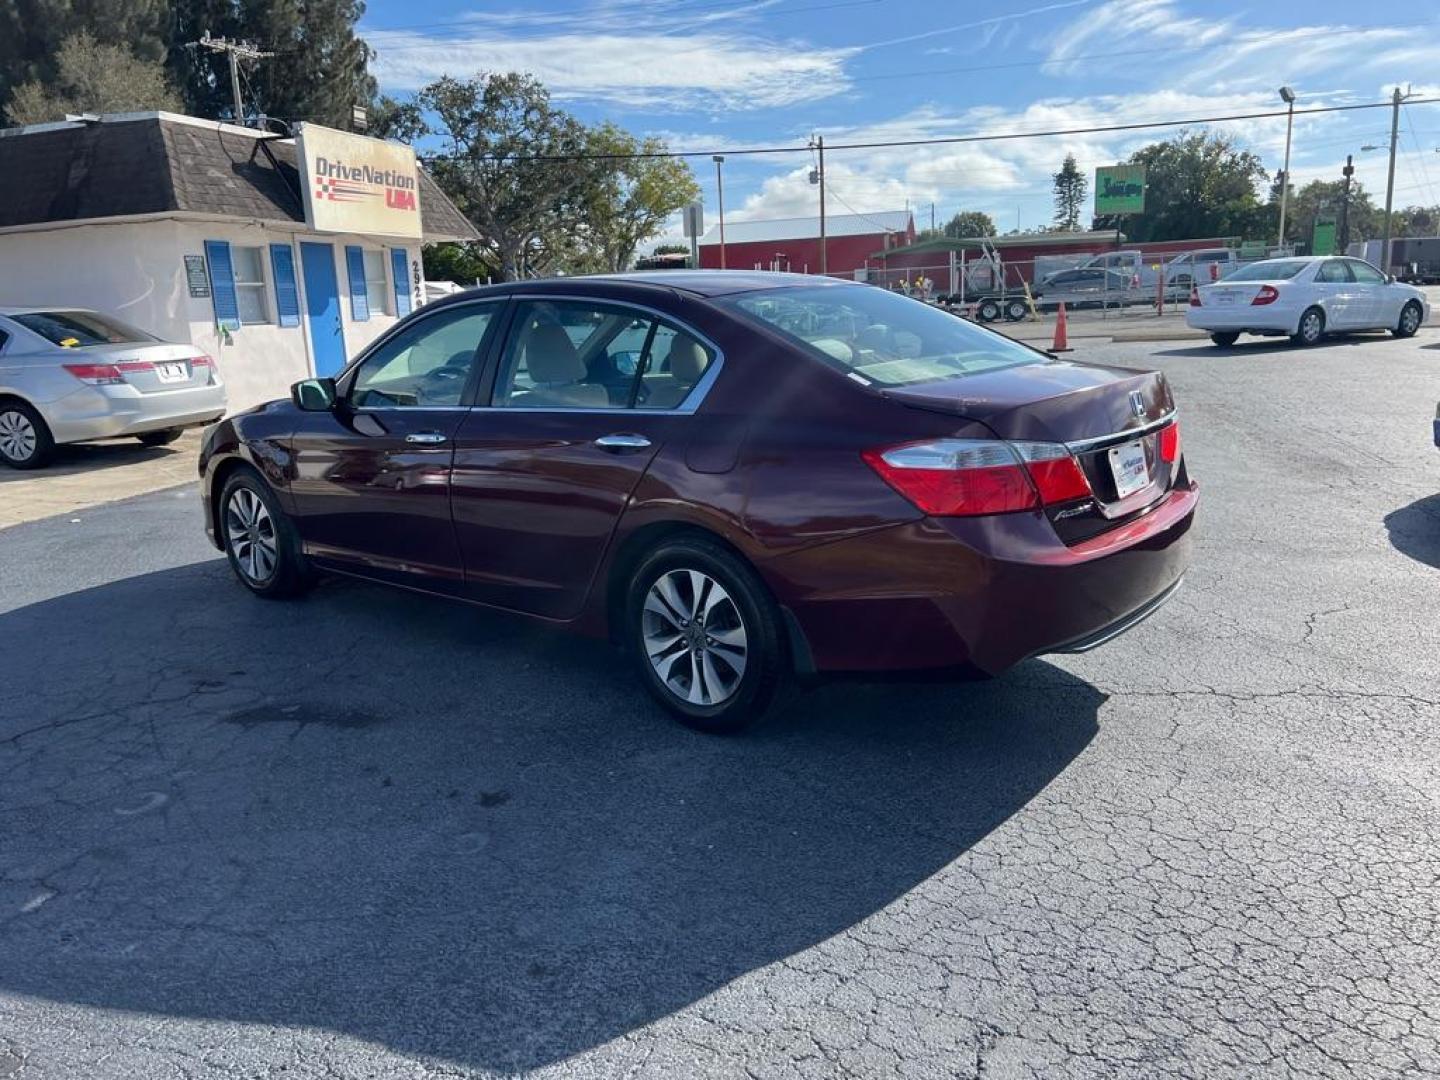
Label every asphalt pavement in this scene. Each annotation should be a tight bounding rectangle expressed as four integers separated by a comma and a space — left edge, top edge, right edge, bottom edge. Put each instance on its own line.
2, 330, 1439, 1078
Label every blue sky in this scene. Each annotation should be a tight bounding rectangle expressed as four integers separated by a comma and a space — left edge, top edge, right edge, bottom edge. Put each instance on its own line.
360, 0, 1440, 241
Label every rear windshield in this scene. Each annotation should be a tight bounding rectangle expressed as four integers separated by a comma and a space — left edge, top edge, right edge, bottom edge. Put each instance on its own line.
1222, 260, 1310, 282
12, 311, 156, 348
721, 285, 1042, 387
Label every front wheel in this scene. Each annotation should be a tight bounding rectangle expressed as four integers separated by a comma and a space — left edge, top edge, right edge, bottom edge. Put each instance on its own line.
1210, 332, 1240, 347
976, 299, 1001, 323
1394, 300, 1423, 338
0, 400, 54, 470
1004, 299, 1028, 322
626, 537, 787, 734
218, 469, 312, 598
1292, 306, 1325, 347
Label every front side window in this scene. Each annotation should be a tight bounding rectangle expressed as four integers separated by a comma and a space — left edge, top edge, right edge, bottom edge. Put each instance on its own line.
349, 303, 496, 408
726, 285, 1043, 388
232, 246, 271, 324
363, 250, 391, 316
13, 311, 156, 347
1347, 259, 1386, 285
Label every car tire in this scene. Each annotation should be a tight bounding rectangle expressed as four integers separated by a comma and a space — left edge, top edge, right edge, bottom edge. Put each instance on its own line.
1004, 299, 1028, 322
626, 536, 788, 734
976, 299, 1001, 323
1210, 332, 1240, 347
137, 427, 184, 448
1292, 306, 1325, 347
218, 468, 313, 599
0, 399, 55, 470
1394, 300, 1423, 338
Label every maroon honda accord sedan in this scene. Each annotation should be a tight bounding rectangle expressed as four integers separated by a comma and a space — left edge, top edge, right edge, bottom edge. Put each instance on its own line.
200, 271, 1196, 731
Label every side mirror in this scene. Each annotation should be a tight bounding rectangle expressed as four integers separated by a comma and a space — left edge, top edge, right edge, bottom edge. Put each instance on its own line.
1387, 274, 1397, 284
292, 377, 336, 411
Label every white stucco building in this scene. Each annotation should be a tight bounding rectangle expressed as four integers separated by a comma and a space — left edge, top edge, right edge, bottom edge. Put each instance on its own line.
0, 112, 477, 411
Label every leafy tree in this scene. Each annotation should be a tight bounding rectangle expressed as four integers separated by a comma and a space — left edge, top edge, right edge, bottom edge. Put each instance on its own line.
6, 30, 182, 124
1285, 179, 1380, 248
417, 73, 594, 281
1052, 153, 1088, 231
369, 93, 425, 143
167, 0, 376, 128
423, 242, 496, 286
653, 243, 690, 256
579, 122, 699, 272
942, 210, 997, 239
1094, 130, 1269, 242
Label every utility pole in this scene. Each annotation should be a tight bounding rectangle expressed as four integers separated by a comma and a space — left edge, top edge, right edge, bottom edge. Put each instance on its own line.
1338, 154, 1355, 252
195, 33, 273, 127
809, 134, 827, 276
713, 155, 727, 270
1381, 85, 1413, 275
1277, 86, 1296, 249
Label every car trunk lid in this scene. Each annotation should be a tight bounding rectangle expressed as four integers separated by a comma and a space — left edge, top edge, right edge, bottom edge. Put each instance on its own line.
879, 360, 1181, 544
64, 343, 217, 394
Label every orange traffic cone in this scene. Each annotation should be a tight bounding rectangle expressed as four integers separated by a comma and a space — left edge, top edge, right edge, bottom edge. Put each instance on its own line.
1051, 302, 1072, 353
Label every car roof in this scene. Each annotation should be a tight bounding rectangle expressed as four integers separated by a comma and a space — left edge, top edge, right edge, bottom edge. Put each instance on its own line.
431, 270, 864, 306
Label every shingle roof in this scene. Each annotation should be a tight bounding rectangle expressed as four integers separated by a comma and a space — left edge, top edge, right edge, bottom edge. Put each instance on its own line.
0, 113, 478, 242
699, 210, 912, 245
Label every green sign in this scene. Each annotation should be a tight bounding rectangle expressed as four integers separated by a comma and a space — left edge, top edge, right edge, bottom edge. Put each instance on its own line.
1312, 218, 1336, 257
1095, 165, 1147, 216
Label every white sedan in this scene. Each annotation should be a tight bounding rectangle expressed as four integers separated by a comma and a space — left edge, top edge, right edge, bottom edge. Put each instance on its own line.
1185, 255, 1429, 347
0, 308, 226, 469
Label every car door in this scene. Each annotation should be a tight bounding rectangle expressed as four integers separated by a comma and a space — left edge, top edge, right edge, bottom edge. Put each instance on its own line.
1312, 259, 1357, 328
1344, 258, 1390, 327
286, 299, 502, 592
450, 295, 720, 619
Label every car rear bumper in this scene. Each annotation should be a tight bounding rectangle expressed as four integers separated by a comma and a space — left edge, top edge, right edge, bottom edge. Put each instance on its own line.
763, 482, 1197, 676
42, 383, 228, 443
1185, 308, 1297, 334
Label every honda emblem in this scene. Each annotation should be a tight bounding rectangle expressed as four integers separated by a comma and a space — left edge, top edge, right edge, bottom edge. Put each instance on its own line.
1128, 390, 1145, 418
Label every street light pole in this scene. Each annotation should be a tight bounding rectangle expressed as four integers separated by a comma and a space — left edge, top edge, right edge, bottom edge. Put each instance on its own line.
713, 155, 727, 270
1277, 86, 1296, 249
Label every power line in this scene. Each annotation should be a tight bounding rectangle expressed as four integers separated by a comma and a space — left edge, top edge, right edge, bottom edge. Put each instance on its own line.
428, 96, 1440, 164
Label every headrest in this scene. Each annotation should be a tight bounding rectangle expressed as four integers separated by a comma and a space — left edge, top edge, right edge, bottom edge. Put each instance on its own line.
665, 335, 709, 382
525, 323, 584, 384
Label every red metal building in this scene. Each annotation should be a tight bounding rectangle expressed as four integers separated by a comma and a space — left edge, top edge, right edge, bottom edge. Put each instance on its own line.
698, 210, 914, 276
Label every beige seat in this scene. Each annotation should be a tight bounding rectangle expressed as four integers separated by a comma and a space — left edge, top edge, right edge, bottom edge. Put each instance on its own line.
511, 324, 608, 408
644, 334, 709, 409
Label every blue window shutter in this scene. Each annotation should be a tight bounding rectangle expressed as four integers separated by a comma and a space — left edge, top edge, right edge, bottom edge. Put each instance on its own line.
269, 244, 301, 327
390, 248, 412, 317
345, 245, 369, 321
205, 241, 240, 331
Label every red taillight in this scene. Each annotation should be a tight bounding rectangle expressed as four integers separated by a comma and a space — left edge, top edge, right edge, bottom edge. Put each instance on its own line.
1189, 286, 1201, 307
191, 354, 213, 367
863, 439, 1092, 517
1251, 285, 1279, 306
63, 363, 125, 385
1159, 421, 1180, 463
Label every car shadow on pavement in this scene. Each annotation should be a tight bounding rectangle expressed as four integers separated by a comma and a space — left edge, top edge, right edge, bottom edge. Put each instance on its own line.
0, 560, 1102, 1073
0, 439, 187, 482
1384, 494, 1440, 569
1154, 333, 1392, 359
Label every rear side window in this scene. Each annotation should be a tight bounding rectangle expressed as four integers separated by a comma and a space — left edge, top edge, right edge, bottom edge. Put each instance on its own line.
12, 311, 156, 347
724, 285, 1042, 387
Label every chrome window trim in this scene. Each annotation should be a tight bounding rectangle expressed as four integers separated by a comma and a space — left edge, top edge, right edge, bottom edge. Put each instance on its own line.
490, 293, 726, 416
1064, 410, 1176, 454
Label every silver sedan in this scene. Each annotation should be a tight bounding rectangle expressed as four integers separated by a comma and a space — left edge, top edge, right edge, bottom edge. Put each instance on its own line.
0, 308, 226, 469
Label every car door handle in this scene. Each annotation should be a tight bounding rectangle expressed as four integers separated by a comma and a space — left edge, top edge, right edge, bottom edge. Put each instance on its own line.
404, 432, 448, 445
594, 433, 652, 452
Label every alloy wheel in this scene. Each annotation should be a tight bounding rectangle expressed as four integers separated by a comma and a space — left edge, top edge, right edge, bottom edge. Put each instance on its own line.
642, 569, 749, 706
0, 409, 36, 463
1402, 304, 1421, 334
1301, 311, 1322, 343
225, 487, 278, 584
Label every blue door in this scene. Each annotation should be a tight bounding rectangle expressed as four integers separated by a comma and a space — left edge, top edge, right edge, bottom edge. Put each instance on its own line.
300, 242, 347, 377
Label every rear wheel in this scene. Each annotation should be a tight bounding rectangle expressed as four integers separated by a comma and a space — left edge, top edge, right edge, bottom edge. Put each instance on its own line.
626, 537, 787, 734
1394, 300, 1423, 338
976, 299, 1001, 322
1209, 332, 1240, 347
137, 427, 184, 448
219, 469, 312, 598
0, 400, 54, 470
1292, 306, 1325, 347
1004, 299, 1028, 322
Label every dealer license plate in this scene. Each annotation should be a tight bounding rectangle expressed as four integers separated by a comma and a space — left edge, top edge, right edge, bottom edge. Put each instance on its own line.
156, 362, 188, 383
1212, 290, 1236, 306
1108, 440, 1150, 499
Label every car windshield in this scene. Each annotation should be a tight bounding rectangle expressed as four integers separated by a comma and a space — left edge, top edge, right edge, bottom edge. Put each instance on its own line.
1222, 260, 1311, 282
722, 285, 1042, 387
12, 311, 156, 348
